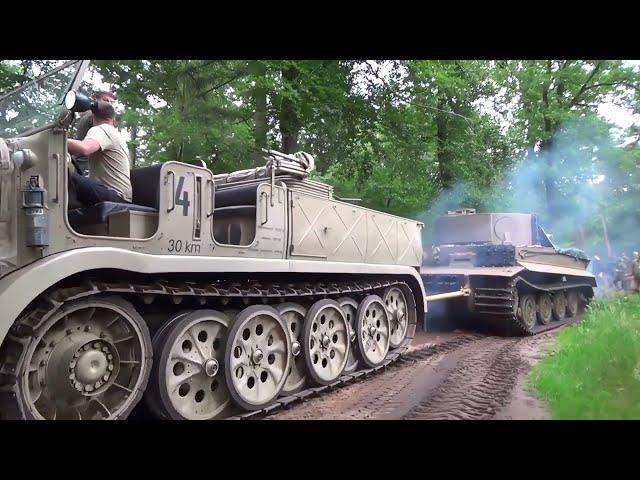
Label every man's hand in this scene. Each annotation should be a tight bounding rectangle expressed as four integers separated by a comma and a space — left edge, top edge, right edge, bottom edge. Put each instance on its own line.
67, 138, 101, 157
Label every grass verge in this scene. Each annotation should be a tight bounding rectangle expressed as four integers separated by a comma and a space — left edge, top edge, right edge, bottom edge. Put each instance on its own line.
530, 294, 640, 419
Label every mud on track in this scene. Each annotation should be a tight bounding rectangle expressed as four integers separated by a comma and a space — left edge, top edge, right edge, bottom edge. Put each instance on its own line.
269, 324, 566, 420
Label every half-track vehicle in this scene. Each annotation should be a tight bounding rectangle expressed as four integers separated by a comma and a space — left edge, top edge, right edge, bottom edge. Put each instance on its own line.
421, 209, 596, 335
0, 61, 426, 419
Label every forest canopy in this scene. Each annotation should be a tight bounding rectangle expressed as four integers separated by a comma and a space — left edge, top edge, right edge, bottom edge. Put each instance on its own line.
2, 59, 639, 255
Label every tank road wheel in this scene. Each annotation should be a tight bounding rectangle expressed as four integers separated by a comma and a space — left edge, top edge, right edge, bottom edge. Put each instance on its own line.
3, 296, 152, 420
517, 294, 537, 332
552, 292, 567, 321
276, 303, 307, 395
337, 297, 359, 373
356, 295, 390, 368
146, 310, 231, 420
566, 291, 579, 318
303, 299, 350, 385
536, 293, 553, 325
512, 288, 519, 316
224, 305, 291, 410
383, 287, 409, 349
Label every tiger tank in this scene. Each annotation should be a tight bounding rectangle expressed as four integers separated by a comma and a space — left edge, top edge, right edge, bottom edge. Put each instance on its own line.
421, 209, 596, 335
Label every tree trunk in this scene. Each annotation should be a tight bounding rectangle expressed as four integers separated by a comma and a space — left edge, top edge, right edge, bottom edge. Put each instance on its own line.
250, 61, 268, 167
129, 124, 138, 168
541, 68, 559, 218
436, 94, 452, 189
280, 65, 300, 154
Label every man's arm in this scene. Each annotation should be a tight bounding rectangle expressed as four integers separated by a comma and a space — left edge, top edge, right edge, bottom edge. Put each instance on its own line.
67, 138, 101, 157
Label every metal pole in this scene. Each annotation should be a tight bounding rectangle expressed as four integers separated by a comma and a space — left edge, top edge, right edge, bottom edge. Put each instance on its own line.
424, 288, 470, 303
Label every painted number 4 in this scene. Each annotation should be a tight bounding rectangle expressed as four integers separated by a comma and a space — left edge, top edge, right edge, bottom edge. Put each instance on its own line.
175, 176, 191, 216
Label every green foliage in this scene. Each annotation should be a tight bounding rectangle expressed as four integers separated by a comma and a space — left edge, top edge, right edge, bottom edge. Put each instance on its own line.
1, 58, 639, 250
530, 294, 640, 419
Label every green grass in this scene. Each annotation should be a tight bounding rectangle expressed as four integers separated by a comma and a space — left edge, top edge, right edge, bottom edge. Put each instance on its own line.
530, 294, 640, 419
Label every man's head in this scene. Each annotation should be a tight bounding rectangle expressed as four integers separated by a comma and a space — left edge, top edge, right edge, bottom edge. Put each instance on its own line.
93, 91, 117, 104
92, 100, 117, 126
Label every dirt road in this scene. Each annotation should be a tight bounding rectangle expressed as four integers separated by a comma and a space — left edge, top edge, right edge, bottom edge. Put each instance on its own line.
269, 326, 560, 420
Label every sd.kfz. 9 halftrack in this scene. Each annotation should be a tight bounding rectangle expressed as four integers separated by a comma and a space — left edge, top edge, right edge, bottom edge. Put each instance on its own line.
0, 61, 426, 420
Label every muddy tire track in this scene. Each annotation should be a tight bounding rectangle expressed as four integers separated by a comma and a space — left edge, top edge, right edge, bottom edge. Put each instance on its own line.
403, 337, 525, 420
269, 333, 485, 420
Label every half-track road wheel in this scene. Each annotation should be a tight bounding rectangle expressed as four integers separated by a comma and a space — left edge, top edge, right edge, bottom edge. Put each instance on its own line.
356, 295, 390, 368
337, 297, 359, 373
2, 296, 152, 420
552, 292, 567, 321
383, 286, 409, 349
566, 291, 579, 318
303, 299, 350, 385
144, 311, 190, 419
276, 303, 307, 395
146, 310, 231, 420
224, 310, 240, 322
517, 294, 537, 332
224, 305, 291, 410
536, 293, 553, 325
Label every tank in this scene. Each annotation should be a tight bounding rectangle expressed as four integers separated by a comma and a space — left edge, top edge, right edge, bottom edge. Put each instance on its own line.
421, 208, 596, 335
0, 61, 426, 419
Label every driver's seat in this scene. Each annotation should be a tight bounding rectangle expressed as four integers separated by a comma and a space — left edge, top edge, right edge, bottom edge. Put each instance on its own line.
68, 165, 161, 237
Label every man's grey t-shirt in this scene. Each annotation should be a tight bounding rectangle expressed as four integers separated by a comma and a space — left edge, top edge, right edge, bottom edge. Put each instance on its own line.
85, 124, 132, 202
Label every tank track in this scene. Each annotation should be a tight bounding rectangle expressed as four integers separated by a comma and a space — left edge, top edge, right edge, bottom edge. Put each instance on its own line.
0, 277, 417, 420
473, 278, 583, 336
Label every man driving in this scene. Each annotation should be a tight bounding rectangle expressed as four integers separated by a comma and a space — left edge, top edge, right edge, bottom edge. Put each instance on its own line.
67, 101, 132, 207
75, 91, 117, 140
72, 91, 117, 176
